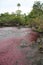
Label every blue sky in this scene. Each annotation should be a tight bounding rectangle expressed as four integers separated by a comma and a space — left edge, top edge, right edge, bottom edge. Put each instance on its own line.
0, 0, 43, 14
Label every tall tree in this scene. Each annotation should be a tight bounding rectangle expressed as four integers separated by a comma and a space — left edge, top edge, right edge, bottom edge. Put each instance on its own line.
16, 3, 21, 15
17, 3, 21, 10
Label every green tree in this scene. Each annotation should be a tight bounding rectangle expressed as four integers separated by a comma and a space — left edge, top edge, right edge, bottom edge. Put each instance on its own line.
17, 3, 21, 10
27, 1, 43, 29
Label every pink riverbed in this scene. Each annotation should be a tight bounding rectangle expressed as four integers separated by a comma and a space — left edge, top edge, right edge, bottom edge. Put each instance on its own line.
0, 27, 38, 65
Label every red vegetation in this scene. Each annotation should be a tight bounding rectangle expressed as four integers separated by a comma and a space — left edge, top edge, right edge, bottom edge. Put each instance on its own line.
0, 28, 38, 65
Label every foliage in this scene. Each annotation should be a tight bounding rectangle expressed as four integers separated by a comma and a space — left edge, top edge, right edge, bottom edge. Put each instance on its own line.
0, 1, 43, 32
27, 1, 43, 31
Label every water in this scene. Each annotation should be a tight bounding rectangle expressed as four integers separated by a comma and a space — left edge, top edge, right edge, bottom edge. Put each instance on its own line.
0, 27, 41, 65
0, 27, 31, 39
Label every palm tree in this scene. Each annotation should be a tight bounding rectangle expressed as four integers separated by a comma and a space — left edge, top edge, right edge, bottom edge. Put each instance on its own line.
17, 3, 21, 10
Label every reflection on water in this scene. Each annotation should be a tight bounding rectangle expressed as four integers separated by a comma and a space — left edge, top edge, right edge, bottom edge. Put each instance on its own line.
0, 27, 31, 39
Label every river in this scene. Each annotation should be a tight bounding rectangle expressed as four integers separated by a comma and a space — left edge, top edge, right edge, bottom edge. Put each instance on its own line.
0, 27, 39, 65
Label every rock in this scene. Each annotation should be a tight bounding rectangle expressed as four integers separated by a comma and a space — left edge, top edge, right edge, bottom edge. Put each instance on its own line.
20, 40, 28, 48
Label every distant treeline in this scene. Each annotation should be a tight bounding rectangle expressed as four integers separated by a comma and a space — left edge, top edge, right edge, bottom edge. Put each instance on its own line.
0, 1, 43, 31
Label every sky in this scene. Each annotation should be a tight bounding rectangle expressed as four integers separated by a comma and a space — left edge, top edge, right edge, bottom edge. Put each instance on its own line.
0, 0, 43, 14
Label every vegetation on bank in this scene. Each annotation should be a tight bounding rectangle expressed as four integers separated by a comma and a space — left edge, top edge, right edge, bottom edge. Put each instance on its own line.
0, 1, 43, 32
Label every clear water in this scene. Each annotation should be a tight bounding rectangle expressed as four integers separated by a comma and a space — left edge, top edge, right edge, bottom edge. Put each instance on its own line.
0, 27, 31, 39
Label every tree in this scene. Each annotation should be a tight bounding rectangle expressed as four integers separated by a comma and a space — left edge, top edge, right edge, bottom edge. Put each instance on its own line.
16, 10, 21, 16
16, 3, 21, 16
17, 3, 21, 10
33, 1, 41, 9
27, 1, 43, 31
